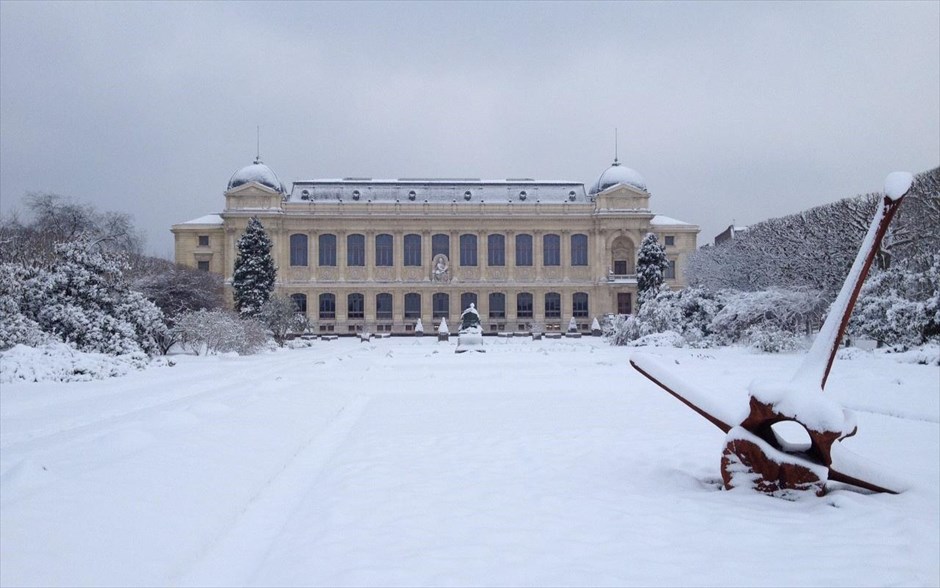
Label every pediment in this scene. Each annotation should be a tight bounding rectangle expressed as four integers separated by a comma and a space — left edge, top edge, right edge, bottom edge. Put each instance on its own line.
225, 182, 281, 197
599, 182, 648, 198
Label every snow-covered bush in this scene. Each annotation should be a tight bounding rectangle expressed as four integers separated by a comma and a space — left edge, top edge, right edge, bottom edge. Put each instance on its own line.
438, 318, 450, 335
0, 342, 149, 383
710, 289, 823, 347
603, 314, 642, 346
0, 239, 166, 355
260, 295, 307, 347
415, 318, 424, 334
174, 309, 268, 355
745, 325, 806, 353
849, 253, 940, 348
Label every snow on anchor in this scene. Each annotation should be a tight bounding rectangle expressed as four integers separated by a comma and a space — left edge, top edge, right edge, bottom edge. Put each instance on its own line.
631, 172, 914, 497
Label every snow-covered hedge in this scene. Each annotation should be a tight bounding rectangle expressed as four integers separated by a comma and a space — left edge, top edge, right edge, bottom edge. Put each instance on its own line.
0, 342, 150, 383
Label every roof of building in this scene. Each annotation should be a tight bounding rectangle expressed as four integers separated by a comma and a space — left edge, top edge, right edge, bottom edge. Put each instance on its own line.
227, 159, 286, 194
180, 214, 224, 225
288, 179, 589, 204
650, 215, 694, 226
590, 160, 647, 193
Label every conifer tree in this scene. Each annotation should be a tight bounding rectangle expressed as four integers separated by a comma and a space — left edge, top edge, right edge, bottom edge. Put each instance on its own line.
637, 232, 668, 304
232, 217, 276, 318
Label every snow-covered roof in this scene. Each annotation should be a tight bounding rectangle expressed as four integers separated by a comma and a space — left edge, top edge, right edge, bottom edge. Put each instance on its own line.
650, 215, 693, 226
590, 161, 647, 194
288, 179, 588, 204
227, 159, 285, 194
181, 214, 223, 225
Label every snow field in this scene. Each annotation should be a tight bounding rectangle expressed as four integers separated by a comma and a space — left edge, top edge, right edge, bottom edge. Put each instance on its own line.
1, 337, 938, 587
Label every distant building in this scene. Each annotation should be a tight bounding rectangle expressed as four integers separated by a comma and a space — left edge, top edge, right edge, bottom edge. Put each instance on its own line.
172, 156, 699, 334
714, 224, 748, 245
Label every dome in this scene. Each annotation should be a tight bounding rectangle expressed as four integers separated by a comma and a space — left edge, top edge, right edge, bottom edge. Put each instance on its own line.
590, 160, 647, 194
227, 158, 285, 193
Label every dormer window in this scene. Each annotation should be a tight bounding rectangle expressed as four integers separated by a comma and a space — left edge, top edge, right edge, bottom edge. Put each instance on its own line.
300, 189, 310, 200
408, 190, 417, 201
568, 191, 577, 201
519, 190, 527, 201
352, 190, 361, 201
464, 191, 472, 201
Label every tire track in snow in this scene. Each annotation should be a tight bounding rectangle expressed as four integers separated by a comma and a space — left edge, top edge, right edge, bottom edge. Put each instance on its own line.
176, 392, 372, 587
0, 347, 359, 455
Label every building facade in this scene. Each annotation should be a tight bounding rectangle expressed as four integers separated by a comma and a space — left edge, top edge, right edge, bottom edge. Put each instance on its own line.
172, 158, 699, 334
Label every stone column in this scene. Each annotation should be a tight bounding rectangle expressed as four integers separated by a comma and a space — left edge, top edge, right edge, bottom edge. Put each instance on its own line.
394, 230, 403, 282
337, 230, 347, 282
561, 229, 570, 282
506, 230, 515, 282
534, 231, 543, 281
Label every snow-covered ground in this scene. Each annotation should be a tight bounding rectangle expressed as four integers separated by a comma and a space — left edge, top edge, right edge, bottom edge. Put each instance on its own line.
1, 338, 938, 587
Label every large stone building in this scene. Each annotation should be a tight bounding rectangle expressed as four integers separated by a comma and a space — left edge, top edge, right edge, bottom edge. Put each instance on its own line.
172, 157, 699, 334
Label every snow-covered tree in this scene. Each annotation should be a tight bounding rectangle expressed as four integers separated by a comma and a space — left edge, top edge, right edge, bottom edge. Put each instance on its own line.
438, 318, 450, 335
174, 309, 268, 355
415, 318, 424, 335
637, 233, 668, 304
567, 317, 578, 333
849, 253, 940, 348
232, 217, 276, 318
260, 295, 307, 347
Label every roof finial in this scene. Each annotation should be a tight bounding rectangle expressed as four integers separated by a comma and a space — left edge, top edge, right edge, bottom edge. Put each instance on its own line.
255, 126, 261, 164
613, 127, 619, 165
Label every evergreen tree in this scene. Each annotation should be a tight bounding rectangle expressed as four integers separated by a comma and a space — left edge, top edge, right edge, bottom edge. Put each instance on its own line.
232, 217, 276, 318
637, 232, 668, 304
459, 302, 482, 332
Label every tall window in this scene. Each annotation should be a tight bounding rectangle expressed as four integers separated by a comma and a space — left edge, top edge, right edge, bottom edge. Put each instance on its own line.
290, 293, 307, 314
319, 293, 336, 319
318, 234, 336, 266
375, 234, 393, 266
487, 234, 505, 266
489, 292, 506, 318
573, 292, 589, 318
545, 292, 561, 319
404, 234, 422, 266
376, 293, 393, 320
543, 234, 560, 266
460, 234, 477, 266
290, 234, 308, 267
433, 293, 450, 318
517, 292, 533, 318
432, 233, 450, 259
571, 234, 588, 266
347, 293, 364, 319
347, 234, 365, 266
516, 234, 533, 266
665, 260, 676, 279
404, 293, 421, 319
461, 292, 477, 312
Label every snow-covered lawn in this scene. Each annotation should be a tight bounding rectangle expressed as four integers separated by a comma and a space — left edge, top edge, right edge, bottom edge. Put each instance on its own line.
1, 338, 938, 587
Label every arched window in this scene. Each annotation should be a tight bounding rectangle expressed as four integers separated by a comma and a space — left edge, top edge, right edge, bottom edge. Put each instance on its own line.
432, 293, 450, 318
319, 293, 336, 319
545, 292, 561, 319
375, 234, 393, 267
404, 234, 422, 266
571, 234, 588, 266
432, 233, 450, 259
319, 234, 336, 266
460, 234, 477, 266
290, 234, 308, 267
347, 234, 365, 266
543, 234, 560, 266
489, 292, 506, 318
487, 234, 505, 266
516, 234, 533, 266
460, 292, 477, 312
573, 292, 589, 318
516, 292, 533, 318
347, 293, 364, 319
376, 293, 393, 320
290, 293, 307, 314
404, 293, 421, 319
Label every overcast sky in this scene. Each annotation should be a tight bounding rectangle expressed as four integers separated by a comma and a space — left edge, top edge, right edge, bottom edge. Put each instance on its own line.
1, 1, 937, 257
